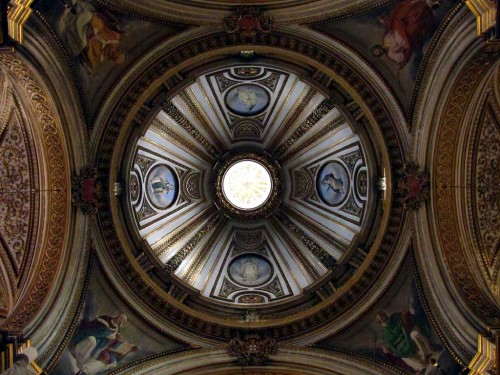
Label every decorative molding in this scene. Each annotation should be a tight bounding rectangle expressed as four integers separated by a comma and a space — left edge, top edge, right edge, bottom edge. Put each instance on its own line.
161, 101, 219, 159
152, 207, 216, 258
266, 87, 316, 152
268, 216, 320, 279
465, 0, 497, 37
6, 0, 33, 45
214, 152, 282, 220
151, 118, 212, 164
472, 101, 500, 292
292, 169, 312, 198
178, 91, 225, 151
223, 7, 274, 40
257, 277, 284, 297
165, 212, 222, 273
274, 98, 335, 158
397, 162, 429, 211
275, 211, 336, 269
0, 98, 33, 275
219, 277, 245, 298
468, 328, 499, 375
71, 166, 101, 215
182, 217, 228, 284
282, 206, 345, 252
433, 43, 500, 327
228, 335, 277, 366
284, 115, 344, 161
183, 172, 202, 201
0, 53, 68, 332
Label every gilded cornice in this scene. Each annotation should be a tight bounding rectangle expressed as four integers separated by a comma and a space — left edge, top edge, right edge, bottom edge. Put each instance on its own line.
466, 0, 497, 36
6, 0, 33, 44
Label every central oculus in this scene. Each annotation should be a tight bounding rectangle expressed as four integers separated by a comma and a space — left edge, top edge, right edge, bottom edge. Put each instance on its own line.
222, 160, 272, 210
214, 152, 282, 219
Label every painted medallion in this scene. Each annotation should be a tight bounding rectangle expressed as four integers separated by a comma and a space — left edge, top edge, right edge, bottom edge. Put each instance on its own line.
145, 164, 178, 209
229, 254, 273, 287
317, 161, 350, 206
225, 84, 270, 116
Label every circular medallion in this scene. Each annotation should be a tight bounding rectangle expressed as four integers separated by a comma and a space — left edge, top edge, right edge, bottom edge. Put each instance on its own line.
222, 160, 272, 210
146, 164, 178, 209
225, 84, 270, 116
317, 161, 350, 206
229, 254, 273, 287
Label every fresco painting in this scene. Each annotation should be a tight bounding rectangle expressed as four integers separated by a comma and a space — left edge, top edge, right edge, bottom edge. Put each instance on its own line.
321, 257, 462, 375
225, 84, 270, 116
317, 161, 350, 206
315, 0, 456, 113
229, 254, 273, 287
52, 260, 185, 375
146, 164, 178, 210
34, 0, 183, 121
61, 1, 126, 74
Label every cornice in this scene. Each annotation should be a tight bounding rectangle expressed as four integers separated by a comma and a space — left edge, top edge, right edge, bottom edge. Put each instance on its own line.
84, 0, 393, 27
106, 345, 406, 375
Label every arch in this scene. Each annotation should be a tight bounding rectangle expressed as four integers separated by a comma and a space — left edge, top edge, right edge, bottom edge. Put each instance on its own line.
411, 6, 500, 362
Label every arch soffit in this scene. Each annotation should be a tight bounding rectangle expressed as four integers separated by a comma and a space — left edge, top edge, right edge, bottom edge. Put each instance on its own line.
411, 6, 500, 361
105, 346, 405, 375
0, 40, 91, 366
17, 26, 93, 365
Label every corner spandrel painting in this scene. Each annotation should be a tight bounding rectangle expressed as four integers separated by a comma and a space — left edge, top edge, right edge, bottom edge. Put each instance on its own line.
314, 0, 457, 114
34, 0, 184, 123
321, 257, 463, 375
52, 259, 186, 375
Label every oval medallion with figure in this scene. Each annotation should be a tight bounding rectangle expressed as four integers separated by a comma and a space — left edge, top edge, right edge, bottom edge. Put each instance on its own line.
225, 84, 270, 116
317, 161, 350, 206
229, 254, 273, 287
145, 164, 178, 209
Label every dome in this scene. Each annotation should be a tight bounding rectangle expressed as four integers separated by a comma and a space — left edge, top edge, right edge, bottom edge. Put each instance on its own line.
105, 57, 395, 338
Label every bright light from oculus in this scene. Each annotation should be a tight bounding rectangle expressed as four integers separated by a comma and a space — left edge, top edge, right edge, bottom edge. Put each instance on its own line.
222, 160, 272, 210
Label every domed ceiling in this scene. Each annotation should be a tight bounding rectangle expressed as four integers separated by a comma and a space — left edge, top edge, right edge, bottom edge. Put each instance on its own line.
6, 0, 498, 374
125, 64, 377, 310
